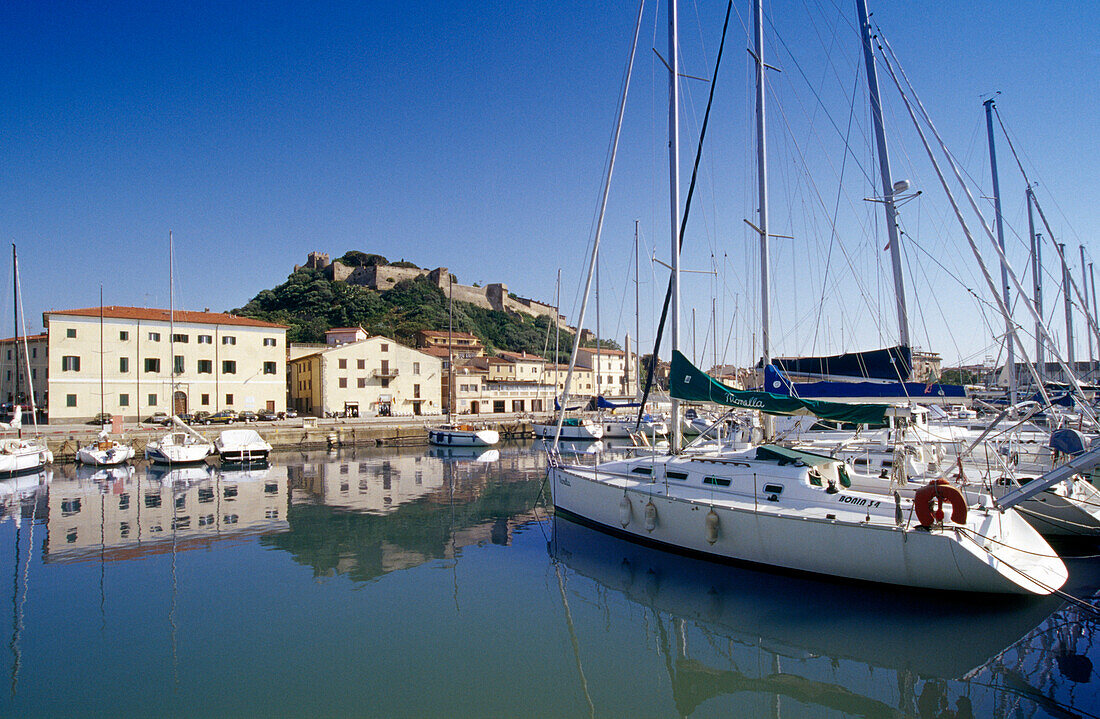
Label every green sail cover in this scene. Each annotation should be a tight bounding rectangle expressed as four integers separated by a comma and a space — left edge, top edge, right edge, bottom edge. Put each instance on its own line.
669, 350, 889, 424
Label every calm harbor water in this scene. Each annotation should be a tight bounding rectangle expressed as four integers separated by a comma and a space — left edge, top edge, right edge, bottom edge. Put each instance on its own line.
0, 442, 1098, 718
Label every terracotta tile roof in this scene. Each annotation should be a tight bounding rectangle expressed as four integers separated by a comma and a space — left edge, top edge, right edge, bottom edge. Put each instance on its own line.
0, 333, 47, 344
325, 326, 364, 333
417, 329, 480, 340
419, 347, 451, 357
496, 351, 547, 362
44, 306, 288, 329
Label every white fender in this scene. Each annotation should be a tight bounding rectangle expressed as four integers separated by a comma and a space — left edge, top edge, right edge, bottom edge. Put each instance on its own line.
619, 495, 632, 527
704, 508, 719, 544
644, 500, 658, 532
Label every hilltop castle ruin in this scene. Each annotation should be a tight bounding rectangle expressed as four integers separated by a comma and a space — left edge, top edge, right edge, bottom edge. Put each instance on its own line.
295, 252, 568, 328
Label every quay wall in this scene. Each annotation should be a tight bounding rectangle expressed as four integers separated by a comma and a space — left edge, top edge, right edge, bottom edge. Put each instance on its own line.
35, 416, 547, 461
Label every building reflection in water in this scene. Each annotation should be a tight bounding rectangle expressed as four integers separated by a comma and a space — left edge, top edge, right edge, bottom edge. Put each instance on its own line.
42, 462, 289, 564
270, 445, 546, 583
549, 516, 1099, 718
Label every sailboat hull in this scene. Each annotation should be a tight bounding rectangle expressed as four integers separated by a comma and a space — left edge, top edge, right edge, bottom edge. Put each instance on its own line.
550, 464, 1066, 595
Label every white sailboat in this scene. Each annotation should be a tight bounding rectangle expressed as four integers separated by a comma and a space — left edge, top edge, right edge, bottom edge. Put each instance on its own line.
548, 0, 1080, 595
144, 232, 213, 465
77, 292, 135, 466
214, 428, 272, 463
0, 245, 52, 477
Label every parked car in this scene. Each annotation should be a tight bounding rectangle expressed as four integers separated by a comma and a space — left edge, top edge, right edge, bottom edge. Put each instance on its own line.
177, 412, 195, 425
237, 410, 257, 423
192, 411, 211, 424
284, 409, 298, 419
203, 410, 237, 425
88, 412, 113, 425
147, 412, 170, 426
257, 410, 279, 422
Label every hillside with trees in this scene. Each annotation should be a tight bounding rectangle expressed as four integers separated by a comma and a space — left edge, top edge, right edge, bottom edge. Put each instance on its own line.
233, 268, 617, 358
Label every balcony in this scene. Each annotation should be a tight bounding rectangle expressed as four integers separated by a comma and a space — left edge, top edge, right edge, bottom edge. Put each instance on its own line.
372, 367, 400, 379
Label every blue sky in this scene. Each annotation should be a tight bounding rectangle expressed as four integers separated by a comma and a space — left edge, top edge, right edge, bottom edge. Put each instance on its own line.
2, 1, 1098, 367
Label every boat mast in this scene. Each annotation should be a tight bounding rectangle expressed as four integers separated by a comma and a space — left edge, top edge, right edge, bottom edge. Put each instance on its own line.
634, 220, 640, 399
857, 0, 910, 352
983, 99, 1015, 405
752, 0, 771, 438
11, 244, 20, 439
447, 273, 454, 422
1027, 187, 1043, 383
1059, 243, 1075, 368
1091, 261, 1099, 380
169, 230, 176, 417
595, 245, 601, 401
100, 286, 105, 423
669, 0, 683, 450
1082, 245, 1093, 374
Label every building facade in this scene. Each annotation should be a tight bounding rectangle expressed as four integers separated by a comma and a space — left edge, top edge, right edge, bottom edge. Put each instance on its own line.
0, 333, 48, 412
288, 335, 442, 417
576, 348, 637, 398
42, 307, 288, 422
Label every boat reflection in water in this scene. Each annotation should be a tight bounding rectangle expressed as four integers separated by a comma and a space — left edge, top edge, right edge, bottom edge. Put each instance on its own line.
550, 515, 1098, 717
43, 462, 288, 564
425, 445, 500, 463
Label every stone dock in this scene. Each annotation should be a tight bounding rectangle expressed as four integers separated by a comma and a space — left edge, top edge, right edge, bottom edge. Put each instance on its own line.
30, 416, 544, 461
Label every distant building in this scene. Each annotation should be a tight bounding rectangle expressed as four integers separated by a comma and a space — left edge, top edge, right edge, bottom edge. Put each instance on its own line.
0, 333, 48, 413
288, 334, 441, 417
415, 329, 485, 359
576, 347, 638, 398
42, 306, 288, 422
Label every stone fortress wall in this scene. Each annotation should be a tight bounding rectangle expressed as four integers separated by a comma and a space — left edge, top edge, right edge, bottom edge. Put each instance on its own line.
294, 252, 568, 329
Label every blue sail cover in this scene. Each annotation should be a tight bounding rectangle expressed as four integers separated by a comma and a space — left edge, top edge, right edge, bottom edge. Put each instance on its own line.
595, 396, 641, 409
763, 345, 913, 381
764, 365, 967, 401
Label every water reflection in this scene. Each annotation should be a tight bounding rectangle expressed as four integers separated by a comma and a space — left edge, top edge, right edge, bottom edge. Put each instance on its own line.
550, 516, 1100, 717
268, 444, 547, 583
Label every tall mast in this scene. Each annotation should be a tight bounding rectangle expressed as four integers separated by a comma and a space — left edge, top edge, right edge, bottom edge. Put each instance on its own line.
1091, 261, 1099, 379
984, 99, 1015, 405
857, 0, 910, 350
12, 244, 20, 439
555, 269, 561, 401
1060, 242, 1075, 367
668, 0, 682, 450
595, 244, 601, 399
100, 286, 105, 421
634, 220, 640, 399
752, 0, 773, 438
447, 273, 454, 421
1083, 246, 1094, 373
1027, 188, 1043, 382
169, 230, 175, 416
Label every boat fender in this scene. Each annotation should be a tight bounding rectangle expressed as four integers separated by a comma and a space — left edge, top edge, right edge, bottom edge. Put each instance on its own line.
644, 500, 658, 532
619, 495, 632, 527
704, 509, 719, 544
914, 479, 967, 527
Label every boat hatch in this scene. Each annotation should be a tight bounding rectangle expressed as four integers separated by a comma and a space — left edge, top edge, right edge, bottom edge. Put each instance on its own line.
703, 476, 731, 487
630, 466, 652, 475
666, 470, 688, 481
763, 483, 784, 501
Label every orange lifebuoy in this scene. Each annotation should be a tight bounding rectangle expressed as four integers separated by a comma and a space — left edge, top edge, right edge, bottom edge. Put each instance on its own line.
914, 479, 968, 527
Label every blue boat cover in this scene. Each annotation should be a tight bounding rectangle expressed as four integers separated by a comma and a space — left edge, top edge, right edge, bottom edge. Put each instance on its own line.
762, 345, 912, 381
764, 365, 967, 400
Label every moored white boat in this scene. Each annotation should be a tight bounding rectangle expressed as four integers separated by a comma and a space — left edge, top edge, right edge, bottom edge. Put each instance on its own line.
551, 444, 1068, 595
533, 417, 603, 441
215, 428, 273, 463
145, 417, 213, 465
0, 438, 52, 478
77, 430, 135, 466
427, 424, 499, 447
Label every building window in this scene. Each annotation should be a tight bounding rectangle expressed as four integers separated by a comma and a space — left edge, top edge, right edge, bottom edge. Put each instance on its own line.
173, 356, 185, 374
172, 333, 188, 343
222, 336, 236, 345
381, 343, 388, 352
493, 400, 505, 413
201, 394, 210, 405
263, 362, 276, 375
66, 328, 76, 338
145, 358, 160, 373
148, 332, 161, 342
119, 357, 129, 373
198, 335, 212, 344
338, 359, 347, 369
357, 359, 365, 370
413, 384, 421, 399
338, 378, 347, 388
66, 394, 77, 407
225, 394, 234, 405
222, 360, 236, 374
119, 394, 129, 407
381, 378, 390, 389
62, 355, 80, 371
119, 331, 129, 341
357, 378, 366, 388
198, 359, 212, 374
263, 338, 277, 347
148, 393, 157, 406
413, 362, 420, 375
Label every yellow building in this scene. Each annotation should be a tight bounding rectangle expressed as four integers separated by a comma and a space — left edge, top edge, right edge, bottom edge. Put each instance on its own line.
43, 306, 288, 422
0, 333, 48, 412
288, 335, 442, 417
